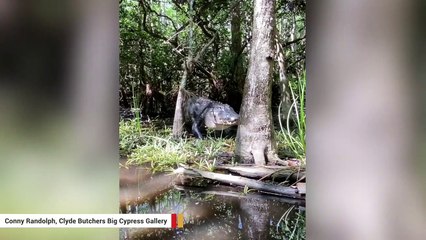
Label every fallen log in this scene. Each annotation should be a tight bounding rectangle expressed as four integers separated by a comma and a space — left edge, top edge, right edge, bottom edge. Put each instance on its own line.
173, 185, 305, 205
173, 167, 304, 199
215, 165, 305, 182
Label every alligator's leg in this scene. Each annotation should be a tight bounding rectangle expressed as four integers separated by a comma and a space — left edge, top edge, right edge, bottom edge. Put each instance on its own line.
191, 121, 203, 139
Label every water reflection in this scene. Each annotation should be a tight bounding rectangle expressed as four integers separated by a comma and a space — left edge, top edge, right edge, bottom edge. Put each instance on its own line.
120, 186, 305, 240
120, 161, 305, 239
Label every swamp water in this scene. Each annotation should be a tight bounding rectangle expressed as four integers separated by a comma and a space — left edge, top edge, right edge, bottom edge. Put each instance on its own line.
120, 164, 305, 240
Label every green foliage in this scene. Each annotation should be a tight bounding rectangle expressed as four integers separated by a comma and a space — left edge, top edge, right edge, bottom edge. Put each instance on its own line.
190, 136, 235, 171
119, 1, 258, 106
120, 0, 307, 163
119, 119, 149, 156
277, 0, 306, 80
120, 119, 236, 172
120, 0, 306, 118
242, 185, 256, 195
283, 211, 306, 240
274, 206, 306, 240
128, 137, 187, 173
278, 72, 306, 161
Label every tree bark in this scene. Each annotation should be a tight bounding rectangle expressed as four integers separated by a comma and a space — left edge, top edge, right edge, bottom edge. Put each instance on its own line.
235, 0, 279, 165
230, 0, 244, 92
172, 60, 189, 138
276, 37, 292, 123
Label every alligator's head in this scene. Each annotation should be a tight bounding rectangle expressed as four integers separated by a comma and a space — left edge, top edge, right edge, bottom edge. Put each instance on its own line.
204, 103, 239, 130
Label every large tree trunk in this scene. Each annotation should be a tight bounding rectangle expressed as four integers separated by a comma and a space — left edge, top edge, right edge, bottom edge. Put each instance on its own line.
235, 0, 279, 165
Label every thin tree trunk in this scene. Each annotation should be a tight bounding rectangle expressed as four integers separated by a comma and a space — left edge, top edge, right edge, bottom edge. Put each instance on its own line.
172, 60, 188, 138
230, 0, 244, 92
276, 37, 292, 122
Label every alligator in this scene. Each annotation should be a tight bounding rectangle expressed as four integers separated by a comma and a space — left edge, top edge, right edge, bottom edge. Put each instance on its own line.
183, 91, 239, 139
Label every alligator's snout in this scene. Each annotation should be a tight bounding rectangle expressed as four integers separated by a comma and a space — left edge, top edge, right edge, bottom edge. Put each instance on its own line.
225, 115, 239, 124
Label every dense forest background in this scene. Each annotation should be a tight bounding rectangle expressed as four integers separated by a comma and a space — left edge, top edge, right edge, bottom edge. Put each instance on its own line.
119, 0, 305, 120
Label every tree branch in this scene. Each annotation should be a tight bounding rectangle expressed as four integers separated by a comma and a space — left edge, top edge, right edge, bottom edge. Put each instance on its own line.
283, 34, 306, 48
138, 0, 168, 42
193, 33, 216, 62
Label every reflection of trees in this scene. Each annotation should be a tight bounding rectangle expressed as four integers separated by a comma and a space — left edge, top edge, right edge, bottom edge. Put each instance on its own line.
137, 190, 184, 214
239, 197, 270, 239
181, 193, 240, 240
122, 188, 305, 240
240, 198, 269, 239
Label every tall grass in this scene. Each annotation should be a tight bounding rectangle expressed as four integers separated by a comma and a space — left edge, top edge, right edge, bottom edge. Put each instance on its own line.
278, 207, 306, 240
127, 135, 188, 173
120, 119, 235, 172
278, 72, 306, 161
